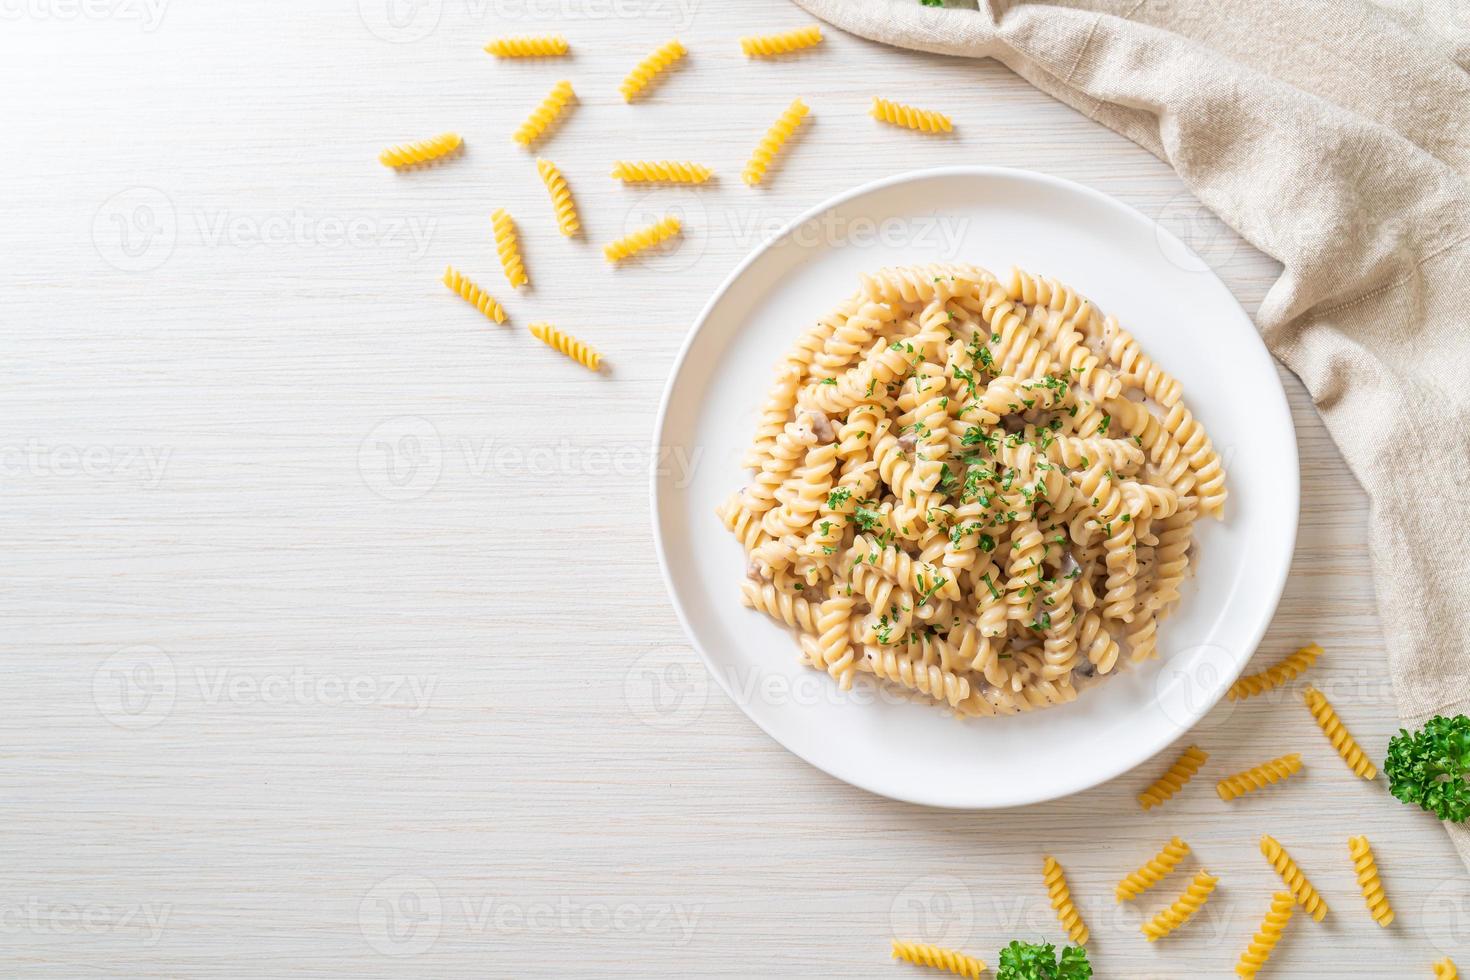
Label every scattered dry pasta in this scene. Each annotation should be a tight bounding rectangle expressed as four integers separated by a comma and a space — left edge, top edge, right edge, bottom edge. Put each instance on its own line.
610, 160, 713, 184
529, 322, 601, 372
720, 265, 1226, 715
1139, 746, 1208, 810
1227, 642, 1322, 700
442, 265, 505, 324
1235, 891, 1293, 978
1141, 869, 1218, 941
1043, 856, 1088, 945
741, 25, 823, 57
743, 98, 808, 185
379, 132, 461, 169
604, 215, 681, 262
1116, 837, 1189, 902
1303, 686, 1377, 779
890, 939, 985, 978
872, 96, 953, 134
1218, 754, 1303, 801
1348, 836, 1394, 927
1259, 834, 1329, 921
490, 209, 528, 288
535, 158, 580, 237
483, 35, 567, 57
513, 80, 574, 147
1436, 958, 1459, 979
618, 39, 685, 102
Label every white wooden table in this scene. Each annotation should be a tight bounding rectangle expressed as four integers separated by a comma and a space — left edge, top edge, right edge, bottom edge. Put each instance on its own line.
3, 1, 1465, 976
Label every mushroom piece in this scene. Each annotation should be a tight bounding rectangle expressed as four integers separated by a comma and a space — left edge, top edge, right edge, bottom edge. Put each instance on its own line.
803, 409, 835, 443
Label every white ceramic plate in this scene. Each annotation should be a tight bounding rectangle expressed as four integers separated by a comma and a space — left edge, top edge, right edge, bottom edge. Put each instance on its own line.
651, 167, 1298, 809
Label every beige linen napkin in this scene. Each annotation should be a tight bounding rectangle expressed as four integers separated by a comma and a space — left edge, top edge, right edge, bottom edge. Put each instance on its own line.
793, 0, 1470, 858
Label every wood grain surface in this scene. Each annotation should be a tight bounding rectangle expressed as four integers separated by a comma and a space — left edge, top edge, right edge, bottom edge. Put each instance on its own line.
2, 0, 1465, 976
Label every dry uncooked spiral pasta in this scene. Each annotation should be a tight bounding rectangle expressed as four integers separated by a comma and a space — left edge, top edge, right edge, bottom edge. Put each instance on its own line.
1259, 834, 1329, 921
889, 939, 985, 979
1141, 868, 1218, 941
442, 265, 505, 324
490, 209, 528, 288
871, 96, 954, 134
1043, 856, 1088, 945
1436, 958, 1459, 979
1303, 685, 1377, 779
741, 25, 823, 56
528, 322, 601, 372
721, 265, 1224, 717
610, 160, 712, 184
1115, 837, 1190, 901
1218, 754, 1303, 801
1235, 891, 1293, 978
1227, 642, 1323, 700
1348, 836, 1394, 927
483, 35, 567, 57
513, 80, 574, 147
379, 132, 461, 169
535, 158, 580, 237
742, 98, 808, 185
604, 215, 681, 262
618, 39, 685, 101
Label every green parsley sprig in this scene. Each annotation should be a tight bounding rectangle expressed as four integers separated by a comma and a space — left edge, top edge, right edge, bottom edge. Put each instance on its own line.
1386, 714, 1470, 822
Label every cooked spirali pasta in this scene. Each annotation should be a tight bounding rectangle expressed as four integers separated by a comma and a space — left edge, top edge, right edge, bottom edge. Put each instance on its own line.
529, 322, 600, 372
1303, 685, 1377, 779
610, 160, 713, 184
720, 265, 1226, 717
604, 215, 681, 262
1235, 891, 1293, 978
742, 98, 808, 186
1348, 836, 1394, 926
1259, 834, 1329, 921
513, 80, 574, 147
535, 158, 580, 237
889, 939, 985, 978
483, 35, 567, 57
871, 96, 953, 133
1218, 754, 1303, 801
1141, 869, 1218, 941
379, 132, 461, 169
1116, 837, 1189, 902
740, 25, 823, 57
442, 265, 504, 324
618, 39, 685, 102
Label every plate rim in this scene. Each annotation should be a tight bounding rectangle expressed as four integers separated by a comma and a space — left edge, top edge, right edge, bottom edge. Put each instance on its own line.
649, 164, 1300, 809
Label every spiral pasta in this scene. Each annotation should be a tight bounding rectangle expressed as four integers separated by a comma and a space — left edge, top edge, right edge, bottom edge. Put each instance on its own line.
743, 98, 809, 186
1303, 685, 1377, 780
722, 266, 1226, 717
1436, 958, 1459, 979
610, 160, 713, 184
1348, 836, 1394, 927
1141, 868, 1218, 941
890, 940, 985, 978
741, 25, 823, 57
379, 132, 461, 169
1138, 745, 1208, 810
1226, 642, 1322, 700
483, 35, 567, 57
1235, 892, 1293, 978
1115, 837, 1189, 902
1043, 856, 1088, 945
535, 158, 580, 237
1218, 754, 1303, 801
604, 215, 681, 262
871, 96, 954, 134
513, 80, 575, 147
529, 322, 601, 372
618, 39, 685, 102
490, 209, 528, 288
442, 265, 505, 324
1259, 834, 1329, 921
